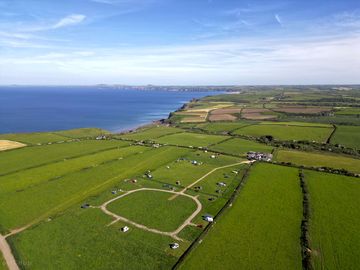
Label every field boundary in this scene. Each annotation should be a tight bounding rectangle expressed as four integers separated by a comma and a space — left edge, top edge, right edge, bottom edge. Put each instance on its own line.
172, 163, 253, 270
326, 124, 337, 144
299, 170, 313, 270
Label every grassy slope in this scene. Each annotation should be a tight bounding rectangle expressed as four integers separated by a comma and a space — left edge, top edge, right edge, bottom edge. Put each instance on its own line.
0, 254, 5, 270
275, 150, 360, 173
0, 146, 190, 232
0, 140, 128, 176
0, 128, 108, 144
156, 132, 227, 147
107, 190, 197, 232
234, 124, 333, 142
9, 208, 180, 270
0, 146, 146, 195
179, 163, 303, 270
331, 125, 360, 149
305, 171, 360, 270
210, 137, 273, 156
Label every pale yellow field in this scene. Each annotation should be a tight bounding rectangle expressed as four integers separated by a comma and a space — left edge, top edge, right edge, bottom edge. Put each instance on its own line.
0, 140, 26, 151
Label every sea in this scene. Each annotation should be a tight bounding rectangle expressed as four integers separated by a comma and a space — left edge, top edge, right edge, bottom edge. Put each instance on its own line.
0, 86, 221, 134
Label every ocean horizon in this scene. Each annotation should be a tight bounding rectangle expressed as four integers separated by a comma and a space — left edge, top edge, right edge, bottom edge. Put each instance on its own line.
0, 86, 221, 134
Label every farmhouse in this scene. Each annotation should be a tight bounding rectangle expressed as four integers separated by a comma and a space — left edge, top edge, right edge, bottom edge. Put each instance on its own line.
247, 151, 273, 161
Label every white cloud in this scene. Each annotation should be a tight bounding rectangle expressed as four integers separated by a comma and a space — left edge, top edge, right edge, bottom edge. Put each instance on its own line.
275, 14, 283, 26
52, 14, 86, 29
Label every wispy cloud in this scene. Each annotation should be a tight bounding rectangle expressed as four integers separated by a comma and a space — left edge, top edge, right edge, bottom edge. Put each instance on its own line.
275, 14, 283, 26
52, 14, 86, 29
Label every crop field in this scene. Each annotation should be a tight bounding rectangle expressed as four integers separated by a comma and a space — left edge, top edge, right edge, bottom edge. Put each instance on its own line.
305, 171, 360, 270
273, 106, 331, 114
0, 146, 190, 232
53, 128, 109, 139
0, 140, 129, 176
179, 163, 303, 270
275, 150, 360, 173
233, 123, 333, 142
0, 140, 26, 151
331, 125, 360, 149
335, 108, 360, 115
155, 132, 227, 147
9, 207, 181, 270
118, 126, 183, 141
195, 122, 252, 133
210, 137, 273, 156
107, 190, 197, 232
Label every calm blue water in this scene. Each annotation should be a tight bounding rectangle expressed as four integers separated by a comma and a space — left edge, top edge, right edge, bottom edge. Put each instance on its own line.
0, 87, 220, 134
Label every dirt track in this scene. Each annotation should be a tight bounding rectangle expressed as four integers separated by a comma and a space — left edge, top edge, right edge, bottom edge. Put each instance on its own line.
0, 234, 19, 270
100, 188, 202, 241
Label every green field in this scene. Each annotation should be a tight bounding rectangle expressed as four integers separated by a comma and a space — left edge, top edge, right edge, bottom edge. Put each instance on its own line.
118, 126, 183, 141
0, 128, 108, 144
0, 146, 190, 232
156, 132, 227, 147
0, 254, 5, 270
210, 137, 273, 156
195, 122, 252, 133
275, 150, 360, 173
233, 123, 333, 142
305, 171, 360, 269
179, 163, 303, 270
9, 207, 181, 270
107, 190, 197, 232
0, 140, 129, 176
331, 125, 360, 149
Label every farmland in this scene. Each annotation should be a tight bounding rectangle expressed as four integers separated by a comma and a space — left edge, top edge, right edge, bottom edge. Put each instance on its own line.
155, 132, 227, 147
275, 150, 360, 173
305, 171, 360, 269
179, 163, 303, 270
0, 140, 26, 151
1, 87, 360, 270
107, 190, 197, 232
233, 122, 333, 142
331, 125, 360, 149
210, 137, 273, 156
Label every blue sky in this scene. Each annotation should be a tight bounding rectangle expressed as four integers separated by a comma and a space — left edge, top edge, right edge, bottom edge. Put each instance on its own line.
0, 0, 359, 85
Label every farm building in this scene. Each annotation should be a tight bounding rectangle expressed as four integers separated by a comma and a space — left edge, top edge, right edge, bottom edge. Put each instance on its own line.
247, 151, 273, 161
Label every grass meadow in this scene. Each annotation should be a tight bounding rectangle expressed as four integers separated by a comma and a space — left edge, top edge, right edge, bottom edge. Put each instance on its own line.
0, 140, 129, 176
210, 137, 273, 156
179, 163, 303, 270
107, 190, 197, 232
305, 171, 360, 270
275, 150, 360, 173
156, 132, 227, 147
9, 207, 182, 270
331, 125, 360, 149
0, 146, 190, 232
118, 126, 183, 141
233, 123, 333, 142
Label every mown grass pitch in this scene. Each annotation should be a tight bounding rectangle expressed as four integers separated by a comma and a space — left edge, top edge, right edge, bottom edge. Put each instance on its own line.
210, 137, 273, 156
179, 163, 303, 270
275, 150, 360, 173
107, 190, 197, 232
305, 171, 360, 270
156, 132, 227, 147
233, 123, 333, 142
331, 125, 360, 149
